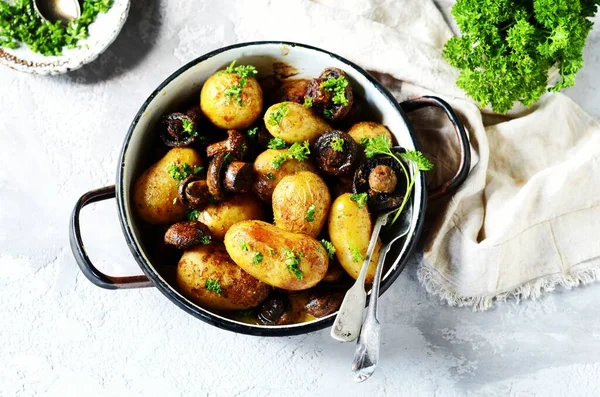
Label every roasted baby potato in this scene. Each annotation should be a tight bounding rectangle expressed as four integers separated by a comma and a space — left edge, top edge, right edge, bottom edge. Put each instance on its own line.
133, 148, 203, 225
252, 148, 317, 202
272, 171, 331, 238
263, 102, 330, 144
224, 220, 329, 290
347, 122, 393, 149
328, 193, 381, 284
200, 70, 263, 129
176, 244, 271, 311
196, 193, 265, 241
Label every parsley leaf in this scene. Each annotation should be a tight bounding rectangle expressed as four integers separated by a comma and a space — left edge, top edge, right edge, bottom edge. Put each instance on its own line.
321, 76, 349, 106
268, 138, 287, 149
246, 127, 258, 138
287, 141, 310, 161
350, 193, 368, 209
222, 60, 258, 106
181, 119, 198, 137
186, 210, 200, 220
200, 235, 211, 245
272, 154, 288, 170
283, 248, 304, 280
168, 163, 196, 181
303, 96, 313, 108
266, 172, 276, 180
330, 137, 345, 152
205, 278, 222, 294
349, 244, 364, 263
320, 239, 336, 259
268, 103, 290, 126
401, 150, 435, 171
305, 204, 316, 222
252, 252, 263, 265
240, 241, 250, 251
323, 109, 334, 119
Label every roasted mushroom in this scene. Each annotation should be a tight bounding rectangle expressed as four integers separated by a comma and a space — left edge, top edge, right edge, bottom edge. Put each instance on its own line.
258, 293, 293, 325
305, 68, 354, 122
274, 79, 310, 104
160, 112, 198, 147
305, 291, 344, 318
206, 129, 248, 159
312, 130, 360, 176
207, 152, 254, 200
164, 221, 211, 250
353, 151, 408, 212
178, 175, 211, 209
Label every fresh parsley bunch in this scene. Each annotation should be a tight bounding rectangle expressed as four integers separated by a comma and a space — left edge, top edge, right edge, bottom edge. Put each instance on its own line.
443, 0, 600, 113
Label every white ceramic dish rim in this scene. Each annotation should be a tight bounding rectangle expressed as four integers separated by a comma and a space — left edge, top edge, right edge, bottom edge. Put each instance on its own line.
0, 0, 130, 75
115, 41, 427, 336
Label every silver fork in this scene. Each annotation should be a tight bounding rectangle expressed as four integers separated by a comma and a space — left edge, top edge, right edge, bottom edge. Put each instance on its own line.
331, 205, 413, 342
350, 205, 413, 382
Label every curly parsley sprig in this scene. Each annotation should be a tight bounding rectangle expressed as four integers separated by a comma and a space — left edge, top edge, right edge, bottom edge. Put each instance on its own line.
363, 135, 434, 224
223, 60, 258, 106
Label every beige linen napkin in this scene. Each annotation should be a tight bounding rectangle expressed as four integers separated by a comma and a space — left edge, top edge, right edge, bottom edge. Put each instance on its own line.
226, 0, 600, 309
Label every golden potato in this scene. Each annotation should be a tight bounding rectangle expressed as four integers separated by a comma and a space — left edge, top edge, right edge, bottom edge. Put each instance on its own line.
272, 171, 331, 237
252, 149, 317, 202
347, 122, 393, 148
133, 148, 203, 225
200, 70, 263, 129
328, 193, 381, 284
176, 244, 270, 311
264, 102, 330, 144
196, 193, 265, 241
224, 220, 329, 290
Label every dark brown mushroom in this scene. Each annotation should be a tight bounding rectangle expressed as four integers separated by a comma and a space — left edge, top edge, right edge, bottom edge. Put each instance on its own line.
274, 79, 310, 104
313, 130, 360, 176
322, 260, 346, 283
206, 129, 248, 159
164, 221, 211, 250
305, 68, 354, 122
207, 152, 229, 201
305, 291, 344, 318
258, 293, 293, 325
223, 161, 253, 193
160, 112, 198, 147
353, 151, 408, 212
178, 175, 211, 209
186, 105, 203, 126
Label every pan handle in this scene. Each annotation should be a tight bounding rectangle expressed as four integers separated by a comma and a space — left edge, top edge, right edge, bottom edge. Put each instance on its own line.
69, 185, 153, 290
400, 95, 471, 200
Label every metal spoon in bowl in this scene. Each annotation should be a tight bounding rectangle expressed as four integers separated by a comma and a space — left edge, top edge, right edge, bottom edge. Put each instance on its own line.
34, 0, 81, 24
330, 204, 413, 343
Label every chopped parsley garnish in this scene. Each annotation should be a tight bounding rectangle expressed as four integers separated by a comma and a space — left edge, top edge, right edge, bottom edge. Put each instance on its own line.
305, 204, 316, 222
252, 252, 263, 265
269, 248, 277, 256
168, 163, 200, 181
205, 279, 222, 294
268, 138, 287, 150
271, 140, 310, 170
246, 127, 258, 138
186, 210, 200, 221
200, 235, 211, 245
172, 197, 177, 205
330, 137, 345, 152
303, 96, 313, 108
321, 76, 349, 106
359, 137, 370, 148
0, 0, 113, 56
283, 248, 304, 280
362, 135, 434, 224
268, 103, 290, 126
240, 241, 250, 251
237, 309, 255, 318
350, 193, 368, 209
320, 240, 336, 259
349, 244, 364, 263
323, 109, 334, 119
181, 119, 198, 137
223, 60, 258, 106
266, 172, 276, 180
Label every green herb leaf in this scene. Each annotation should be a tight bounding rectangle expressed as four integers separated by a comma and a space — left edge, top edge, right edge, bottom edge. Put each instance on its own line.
320, 239, 336, 259
168, 163, 196, 181
205, 278, 222, 294
330, 137, 345, 152
320, 76, 349, 106
350, 193, 368, 209
193, 166, 203, 175
305, 204, 316, 222
363, 135, 392, 159
323, 109, 334, 119
246, 127, 258, 138
283, 248, 304, 280
268, 103, 290, 126
181, 118, 198, 137
222, 60, 258, 106
303, 96, 313, 108
401, 150, 435, 171
349, 244, 364, 263
186, 210, 200, 221
266, 172, 276, 180
240, 241, 250, 251
272, 154, 288, 170
237, 309, 255, 318
287, 141, 310, 161
268, 138, 287, 149
252, 252, 263, 265
200, 235, 211, 245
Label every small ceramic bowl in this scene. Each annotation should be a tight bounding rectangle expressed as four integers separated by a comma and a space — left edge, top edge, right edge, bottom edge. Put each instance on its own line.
0, 0, 130, 75
69, 42, 470, 336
